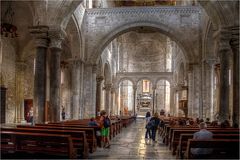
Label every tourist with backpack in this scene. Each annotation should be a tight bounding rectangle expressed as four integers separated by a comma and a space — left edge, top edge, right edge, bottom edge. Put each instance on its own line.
145, 111, 151, 139
149, 112, 160, 142
100, 110, 111, 148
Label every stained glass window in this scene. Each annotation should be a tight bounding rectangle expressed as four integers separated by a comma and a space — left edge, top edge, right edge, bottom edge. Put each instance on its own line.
143, 80, 150, 93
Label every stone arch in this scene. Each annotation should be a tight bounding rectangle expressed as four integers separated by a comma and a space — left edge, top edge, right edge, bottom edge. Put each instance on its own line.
117, 78, 135, 87
155, 78, 172, 87
103, 62, 112, 84
93, 22, 192, 64
65, 15, 83, 59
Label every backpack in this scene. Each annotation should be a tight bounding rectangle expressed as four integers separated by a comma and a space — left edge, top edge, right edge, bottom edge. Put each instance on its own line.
103, 117, 111, 128
146, 119, 155, 129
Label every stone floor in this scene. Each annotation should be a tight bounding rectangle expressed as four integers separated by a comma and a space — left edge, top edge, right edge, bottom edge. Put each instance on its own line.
89, 119, 176, 159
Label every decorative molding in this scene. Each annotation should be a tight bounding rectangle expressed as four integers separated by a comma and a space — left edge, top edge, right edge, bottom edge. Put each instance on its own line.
86, 6, 201, 15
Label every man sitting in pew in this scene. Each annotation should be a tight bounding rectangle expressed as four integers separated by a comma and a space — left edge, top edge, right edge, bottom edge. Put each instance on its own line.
191, 122, 213, 158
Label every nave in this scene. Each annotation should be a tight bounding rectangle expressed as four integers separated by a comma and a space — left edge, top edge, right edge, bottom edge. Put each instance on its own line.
90, 118, 174, 159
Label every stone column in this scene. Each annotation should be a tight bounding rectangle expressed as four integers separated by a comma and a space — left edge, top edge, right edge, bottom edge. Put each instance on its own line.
132, 85, 137, 116
29, 26, 49, 124
115, 87, 119, 115
215, 29, 231, 122
152, 85, 156, 115
15, 61, 27, 123
82, 64, 96, 118
110, 87, 115, 115
96, 76, 104, 116
49, 28, 65, 122
92, 65, 97, 117
187, 65, 194, 118
170, 85, 174, 116
70, 60, 82, 119
230, 27, 239, 126
104, 83, 112, 115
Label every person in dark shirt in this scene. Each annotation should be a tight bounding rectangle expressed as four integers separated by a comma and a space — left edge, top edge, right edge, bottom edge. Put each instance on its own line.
88, 117, 99, 127
150, 112, 160, 142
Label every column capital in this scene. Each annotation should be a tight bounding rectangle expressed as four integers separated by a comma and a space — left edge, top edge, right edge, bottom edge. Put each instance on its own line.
152, 85, 157, 90
214, 27, 232, 53
96, 76, 104, 83
104, 83, 112, 91
49, 26, 66, 49
29, 26, 49, 48
229, 26, 239, 48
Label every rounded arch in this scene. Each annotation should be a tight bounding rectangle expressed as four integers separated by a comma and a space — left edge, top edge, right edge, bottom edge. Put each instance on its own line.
103, 62, 112, 84
117, 77, 135, 87
155, 78, 172, 86
94, 21, 191, 64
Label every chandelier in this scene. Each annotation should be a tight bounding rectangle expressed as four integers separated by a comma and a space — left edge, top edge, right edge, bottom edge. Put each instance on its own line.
1, 2, 18, 38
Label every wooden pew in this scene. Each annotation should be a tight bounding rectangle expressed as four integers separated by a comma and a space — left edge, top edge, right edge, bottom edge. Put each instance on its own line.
17, 124, 97, 153
1, 127, 88, 158
170, 129, 239, 155
177, 134, 239, 159
1, 131, 76, 159
185, 139, 240, 159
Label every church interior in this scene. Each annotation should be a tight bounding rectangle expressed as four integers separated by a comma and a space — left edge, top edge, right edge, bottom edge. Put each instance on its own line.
0, 0, 239, 159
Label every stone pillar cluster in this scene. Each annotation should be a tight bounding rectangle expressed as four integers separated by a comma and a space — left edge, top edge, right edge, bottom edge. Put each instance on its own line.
104, 83, 112, 115
96, 76, 104, 116
70, 60, 82, 119
29, 26, 66, 123
29, 26, 49, 124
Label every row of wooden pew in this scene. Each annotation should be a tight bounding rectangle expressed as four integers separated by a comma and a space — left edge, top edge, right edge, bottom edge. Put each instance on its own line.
159, 121, 239, 159
1, 116, 135, 159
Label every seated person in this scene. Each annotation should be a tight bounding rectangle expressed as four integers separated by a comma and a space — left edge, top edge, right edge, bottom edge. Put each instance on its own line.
88, 117, 99, 127
191, 122, 213, 158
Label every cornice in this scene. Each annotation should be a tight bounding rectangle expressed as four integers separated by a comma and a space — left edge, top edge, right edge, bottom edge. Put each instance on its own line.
85, 6, 201, 16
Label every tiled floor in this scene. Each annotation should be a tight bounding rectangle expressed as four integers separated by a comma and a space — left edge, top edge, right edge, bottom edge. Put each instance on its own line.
89, 119, 176, 159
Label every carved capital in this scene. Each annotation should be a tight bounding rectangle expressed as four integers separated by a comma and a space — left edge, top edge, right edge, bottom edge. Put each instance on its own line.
104, 83, 112, 91
96, 76, 104, 84
214, 27, 232, 53
29, 26, 49, 48
49, 26, 66, 49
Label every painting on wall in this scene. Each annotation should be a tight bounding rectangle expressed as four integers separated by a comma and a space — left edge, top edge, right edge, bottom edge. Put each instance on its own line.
143, 80, 150, 93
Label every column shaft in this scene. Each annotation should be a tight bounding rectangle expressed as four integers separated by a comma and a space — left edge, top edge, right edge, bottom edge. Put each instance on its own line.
49, 48, 61, 122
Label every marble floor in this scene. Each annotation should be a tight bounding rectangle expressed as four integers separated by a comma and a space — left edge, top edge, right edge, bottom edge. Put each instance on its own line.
89, 119, 176, 159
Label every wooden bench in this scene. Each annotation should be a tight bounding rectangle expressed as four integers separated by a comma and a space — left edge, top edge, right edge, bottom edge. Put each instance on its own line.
17, 124, 97, 153
185, 139, 239, 159
177, 134, 239, 159
1, 131, 76, 159
2, 127, 89, 158
170, 129, 239, 155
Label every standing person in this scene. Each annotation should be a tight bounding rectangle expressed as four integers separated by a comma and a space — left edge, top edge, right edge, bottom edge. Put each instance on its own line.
191, 122, 213, 158
29, 107, 34, 125
149, 112, 160, 142
145, 111, 151, 139
100, 110, 111, 148
61, 106, 66, 120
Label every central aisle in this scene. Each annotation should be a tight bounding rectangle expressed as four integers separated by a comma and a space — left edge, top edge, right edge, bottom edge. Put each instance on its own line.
89, 118, 175, 159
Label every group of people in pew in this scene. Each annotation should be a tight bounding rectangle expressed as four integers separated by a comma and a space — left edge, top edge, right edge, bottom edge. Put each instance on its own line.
88, 110, 111, 149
